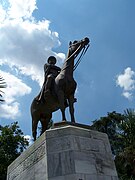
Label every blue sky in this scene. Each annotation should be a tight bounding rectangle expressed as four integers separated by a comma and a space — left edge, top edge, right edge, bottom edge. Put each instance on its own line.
0, 0, 135, 141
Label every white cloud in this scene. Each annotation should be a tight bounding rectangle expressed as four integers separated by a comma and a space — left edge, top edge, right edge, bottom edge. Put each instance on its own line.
116, 67, 135, 100
0, 102, 20, 119
0, 0, 66, 119
122, 92, 132, 100
0, 70, 31, 119
0, 4, 6, 22
116, 67, 135, 91
0, 0, 65, 86
8, 0, 37, 19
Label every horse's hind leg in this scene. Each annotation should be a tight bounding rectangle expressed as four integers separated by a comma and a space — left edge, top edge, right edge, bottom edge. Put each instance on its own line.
32, 115, 38, 141
57, 90, 66, 121
68, 95, 75, 123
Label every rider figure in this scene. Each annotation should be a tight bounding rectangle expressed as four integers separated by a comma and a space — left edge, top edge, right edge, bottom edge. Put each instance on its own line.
37, 56, 61, 102
44, 56, 61, 93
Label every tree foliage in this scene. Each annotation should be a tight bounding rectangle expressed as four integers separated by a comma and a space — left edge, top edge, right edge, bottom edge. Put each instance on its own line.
115, 109, 135, 179
0, 122, 29, 180
91, 109, 135, 179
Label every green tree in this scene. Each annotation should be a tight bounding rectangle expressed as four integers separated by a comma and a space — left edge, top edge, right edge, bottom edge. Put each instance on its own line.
91, 109, 135, 179
0, 75, 6, 102
121, 109, 135, 147
115, 109, 135, 179
91, 111, 124, 154
0, 122, 29, 180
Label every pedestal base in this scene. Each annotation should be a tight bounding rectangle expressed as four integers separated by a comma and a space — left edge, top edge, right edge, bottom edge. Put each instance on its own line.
7, 122, 118, 180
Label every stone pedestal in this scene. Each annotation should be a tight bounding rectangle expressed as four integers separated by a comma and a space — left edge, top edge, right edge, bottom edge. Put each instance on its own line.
7, 122, 118, 180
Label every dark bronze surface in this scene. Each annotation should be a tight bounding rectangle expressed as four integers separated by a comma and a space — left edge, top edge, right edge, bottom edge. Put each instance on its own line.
31, 37, 90, 140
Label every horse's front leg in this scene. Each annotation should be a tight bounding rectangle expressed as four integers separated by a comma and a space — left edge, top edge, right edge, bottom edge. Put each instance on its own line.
57, 90, 66, 121
40, 113, 52, 134
68, 95, 75, 123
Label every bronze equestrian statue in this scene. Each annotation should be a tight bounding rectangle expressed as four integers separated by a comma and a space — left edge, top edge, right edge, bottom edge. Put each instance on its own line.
31, 37, 90, 140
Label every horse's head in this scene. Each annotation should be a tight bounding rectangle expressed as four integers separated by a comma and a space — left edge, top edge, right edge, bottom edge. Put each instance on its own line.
61, 37, 90, 72
67, 37, 90, 63
82, 37, 90, 46
69, 37, 90, 55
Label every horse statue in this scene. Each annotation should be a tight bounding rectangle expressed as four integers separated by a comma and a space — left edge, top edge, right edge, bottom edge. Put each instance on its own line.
31, 37, 90, 140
